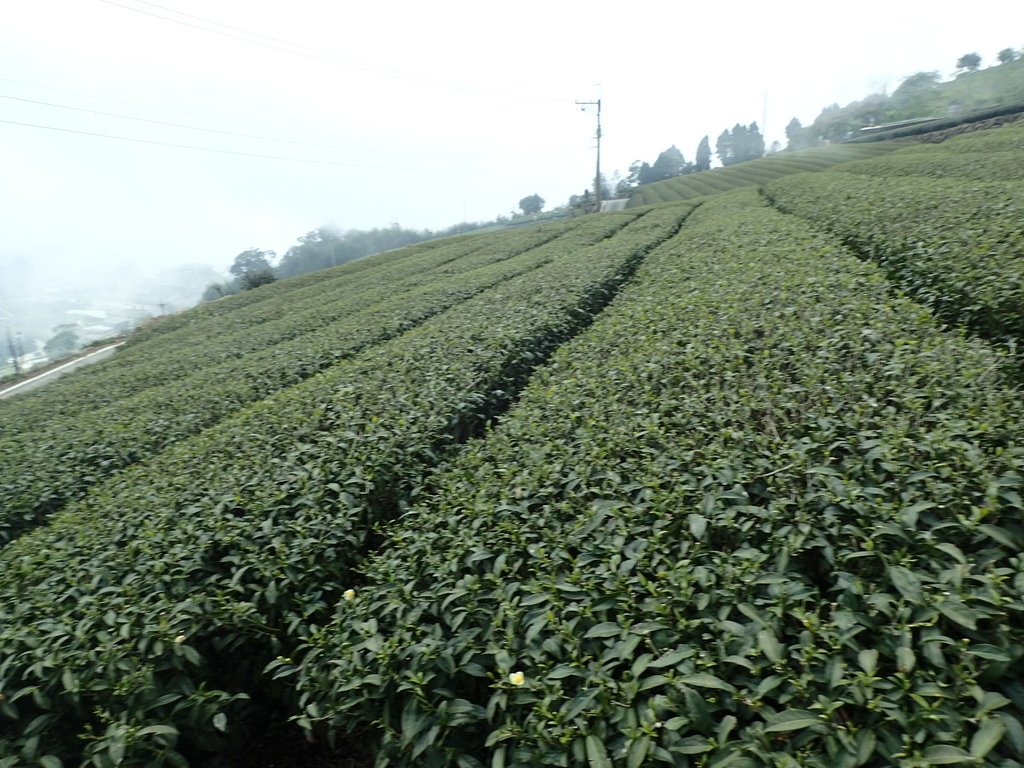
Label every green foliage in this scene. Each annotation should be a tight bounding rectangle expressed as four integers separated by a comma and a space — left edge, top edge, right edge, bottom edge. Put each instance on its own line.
295, 188, 1024, 766
228, 248, 275, 280
239, 269, 275, 291
765, 121, 1024, 347
0, 204, 696, 764
956, 52, 982, 73
274, 224, 516, 281
694, 135, 711, 172
649, 146, 690, 181
785, 117, 814, 151
4, 120, 1024, 767
201, 280, 238, 302
43, 325, 79, 358
276, 227, 415, 279
518, 194, 545, 215
0, 219, 603, 542
716, 123, 764, 166
807, 56, 1024, 141
891, 72, 943, 117
630, 142, 899, 206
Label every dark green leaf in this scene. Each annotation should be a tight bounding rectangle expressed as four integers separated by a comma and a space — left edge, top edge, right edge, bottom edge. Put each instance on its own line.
583, 622, 621, 639
921, 744, 971, 764
764, 710, 822, 732
970, 717, 1005, 759
585, 734, 612, 768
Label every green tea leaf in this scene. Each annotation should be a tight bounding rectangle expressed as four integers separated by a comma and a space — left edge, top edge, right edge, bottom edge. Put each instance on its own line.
966, 644, 1011, 662
649, 647, 692, 668
888, 565, 923, 603
677, 673, 736, 692
858, 649, 878, 675
585, 734, 612, 768
757, 629, 783, 663
764, 710, 822, 732
673, 736, 713, 754
970, 717, 1006, 759
938, 602, 977, 630
978, 524, 1017, 549
922, 744, 971, 764
584, 622, 621, 639
717, 714, 738, 744
627, 736, 651, 768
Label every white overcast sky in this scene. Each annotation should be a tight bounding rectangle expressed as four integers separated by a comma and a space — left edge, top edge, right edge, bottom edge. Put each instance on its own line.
1, 0, 1022, 287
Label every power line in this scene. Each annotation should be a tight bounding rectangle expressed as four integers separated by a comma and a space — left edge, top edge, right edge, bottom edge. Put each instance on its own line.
0, 75, 306, 134
0, 93, 382, 153
0, 78, 567, 158
0, 92, 563, 158
95, 0, 567, 103
0, 118, 564, 171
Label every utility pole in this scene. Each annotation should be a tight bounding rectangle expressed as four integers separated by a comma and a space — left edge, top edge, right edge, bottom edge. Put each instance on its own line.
575, 97, 602, 212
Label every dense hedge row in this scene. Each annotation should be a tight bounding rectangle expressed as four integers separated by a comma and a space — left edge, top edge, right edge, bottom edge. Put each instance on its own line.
831, 122, 1024, 182
0, 215, 633, 546
0, 221, 581, 438
122, 234, 481, 345
293, 189, 1024, 767
629, 144, 899, 207
765, 172, 1024, 344
0, 203, 696, 767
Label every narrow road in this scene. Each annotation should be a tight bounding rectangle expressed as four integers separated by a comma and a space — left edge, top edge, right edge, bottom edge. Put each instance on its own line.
0, 342, 124, 400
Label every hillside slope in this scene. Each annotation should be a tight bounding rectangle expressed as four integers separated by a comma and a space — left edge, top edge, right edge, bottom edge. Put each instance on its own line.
627, 142, 901, 207
2, 122, 1024, 767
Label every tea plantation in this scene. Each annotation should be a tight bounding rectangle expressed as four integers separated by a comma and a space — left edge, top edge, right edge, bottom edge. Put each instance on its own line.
2, 121, 1024, 767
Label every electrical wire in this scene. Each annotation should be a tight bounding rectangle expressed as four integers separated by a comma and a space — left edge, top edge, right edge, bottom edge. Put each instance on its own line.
0, 92, 568, 158
0, 78, 571, 158
95, 0, 569, 103
0, 118, 573, 171
0, 75, 310, 134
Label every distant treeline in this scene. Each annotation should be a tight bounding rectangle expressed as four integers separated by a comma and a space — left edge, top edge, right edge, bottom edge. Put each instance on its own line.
786, 50, 1024, 148
619, 49, 1024, 198
204, 220, 495, 300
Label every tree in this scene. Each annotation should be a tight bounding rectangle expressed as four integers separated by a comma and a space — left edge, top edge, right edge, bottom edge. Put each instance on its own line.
518, 193, 544, 215
276, 226, 427, 280
956, 52, 981, 72
637, 162, 656, 185
45, 324, 79, 358
998, 48, 1018, 64
201, 281, 237, 302
694, 136, 711, 171
785, 117, 814, 151
896, 71, 941, 94
890, 72, 942, 119
649, 145, 689, 181
229, 248, 276, 291
624, 160, 644, 187
230, 248, 275, 279
568, 188, 594, 214
717, 123, 763, 166
742, 122, 765, 161
242, 270, 276, 290
715, 129, 733, 166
